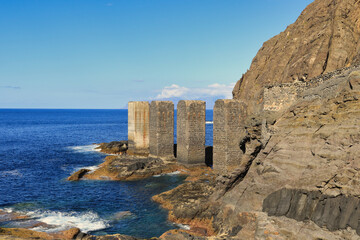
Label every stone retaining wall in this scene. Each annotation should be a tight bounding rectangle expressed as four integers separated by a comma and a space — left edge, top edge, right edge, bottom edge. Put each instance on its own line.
263, 64, 360, 112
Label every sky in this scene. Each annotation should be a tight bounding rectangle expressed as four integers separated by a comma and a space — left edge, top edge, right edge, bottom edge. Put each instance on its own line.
0, 0, 313, 109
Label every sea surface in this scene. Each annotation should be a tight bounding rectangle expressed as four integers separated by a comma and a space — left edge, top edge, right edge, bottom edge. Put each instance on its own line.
0, 109, 213, 238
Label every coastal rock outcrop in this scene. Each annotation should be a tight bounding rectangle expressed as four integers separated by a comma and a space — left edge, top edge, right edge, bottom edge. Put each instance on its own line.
0, 227, 80, 240
232, 0, 360, 114
67, 169, 90, 181
68, 155, 179, 181
153, 177, 217, 236
97, 141, 128, 155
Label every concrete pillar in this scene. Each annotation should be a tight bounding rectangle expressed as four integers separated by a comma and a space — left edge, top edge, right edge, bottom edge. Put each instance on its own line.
177, 100, 206, 165
213, 99, 246, 173
149, 101, 174, 160
128, 101, 150, 155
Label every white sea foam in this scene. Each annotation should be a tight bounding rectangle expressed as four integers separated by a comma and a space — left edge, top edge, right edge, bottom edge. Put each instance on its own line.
206, 121, 213, 124
1, 207, 14, 213
67, 144, 101, 153
27, 210, 109, 233
175, 223, 190, 230
152, 171, 181, 177
74, 165, 99, 173
1, 170, 23, 178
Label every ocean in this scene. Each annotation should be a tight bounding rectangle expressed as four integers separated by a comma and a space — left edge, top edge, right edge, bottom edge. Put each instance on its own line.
0, 109, 213, 238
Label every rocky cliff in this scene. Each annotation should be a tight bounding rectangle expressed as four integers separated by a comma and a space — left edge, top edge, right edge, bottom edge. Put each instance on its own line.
232, 0, 360, 114
210, 66, 360, 239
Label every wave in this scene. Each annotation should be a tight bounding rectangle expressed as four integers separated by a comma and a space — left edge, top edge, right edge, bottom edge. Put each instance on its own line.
27, 210, 109, 233
174, 223, 190, 230
1, 207, 14, 213
67, 144, 101, 153
206, 121, 213, 124
153, 171, 181, 177
0, 170, 23, 178
74, 165, 99, 173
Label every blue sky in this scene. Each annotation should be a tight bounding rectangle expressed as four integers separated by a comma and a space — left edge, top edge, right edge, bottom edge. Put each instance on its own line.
0, 0, 313, 109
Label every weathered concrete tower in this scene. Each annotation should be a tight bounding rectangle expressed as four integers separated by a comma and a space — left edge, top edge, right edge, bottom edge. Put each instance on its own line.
177, 100, 206, 165
213, 99, 246, 173
128, 101, 150, 155
149, 101, 175, 160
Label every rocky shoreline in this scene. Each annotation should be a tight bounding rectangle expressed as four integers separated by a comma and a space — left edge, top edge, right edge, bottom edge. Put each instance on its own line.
0, 140, 216, 239
68, 142, 217, 238
1, 149, 215, 240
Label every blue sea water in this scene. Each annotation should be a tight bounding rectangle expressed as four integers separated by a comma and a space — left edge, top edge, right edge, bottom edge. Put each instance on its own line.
0, 109, 213, 238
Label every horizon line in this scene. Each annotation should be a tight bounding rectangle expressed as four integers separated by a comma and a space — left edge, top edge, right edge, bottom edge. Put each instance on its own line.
0, 107, 215, 110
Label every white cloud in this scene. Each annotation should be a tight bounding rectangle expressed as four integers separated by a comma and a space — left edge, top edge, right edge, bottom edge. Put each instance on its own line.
154, 83, 235, 100
155, 84, 189, 99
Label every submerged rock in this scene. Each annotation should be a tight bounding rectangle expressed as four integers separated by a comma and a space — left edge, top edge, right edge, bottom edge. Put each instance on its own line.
111, 211, 133, 221
0, 210, 28, 222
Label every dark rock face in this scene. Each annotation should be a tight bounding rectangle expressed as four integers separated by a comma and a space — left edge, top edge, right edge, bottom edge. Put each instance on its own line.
233, 0, 360, 115
204, 146, 213, 167
263, 189, 360, 234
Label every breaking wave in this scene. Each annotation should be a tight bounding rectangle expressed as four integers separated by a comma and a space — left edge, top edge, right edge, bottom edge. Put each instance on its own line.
27, 210, 109, 233
73, 165, 99, 173
67, 144, 101, 153
175, 223, 190, 230
153, 171, 181, 177
0, 170, 23, 178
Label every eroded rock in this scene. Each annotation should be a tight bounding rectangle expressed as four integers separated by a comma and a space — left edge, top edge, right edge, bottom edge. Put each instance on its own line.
233, 0, 360, 115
